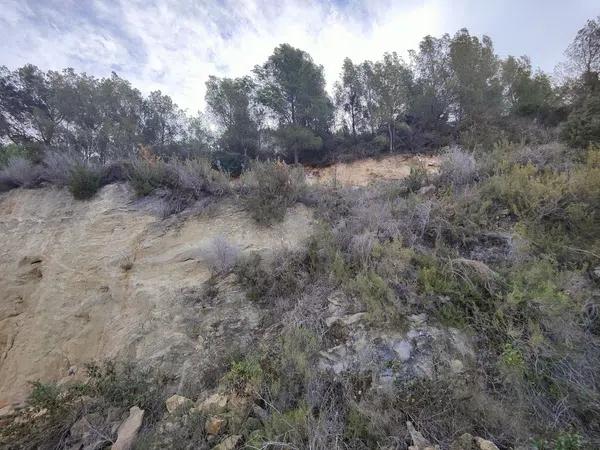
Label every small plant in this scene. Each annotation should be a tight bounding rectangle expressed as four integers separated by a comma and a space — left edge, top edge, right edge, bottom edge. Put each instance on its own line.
205, 236, 239, 275
222, 358, 263, 395
404, 163, 428, 192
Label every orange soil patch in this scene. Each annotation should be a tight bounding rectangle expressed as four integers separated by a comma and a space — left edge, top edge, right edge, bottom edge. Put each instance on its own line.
306, 154, 440, 187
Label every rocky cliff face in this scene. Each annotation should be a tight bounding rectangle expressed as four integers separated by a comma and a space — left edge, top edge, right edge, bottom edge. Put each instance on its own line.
0, 184, 314, 408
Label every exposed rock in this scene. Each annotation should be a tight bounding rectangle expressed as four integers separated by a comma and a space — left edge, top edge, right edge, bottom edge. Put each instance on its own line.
418, 184, 437, 196
449, 433, 500, 450
450, 433, 476, 450
196, 392, 229, 415
165, 394, 193, 413
0, 185, 313, 406
407, 421, 439, 450
319, 314, 473, 387
205, 415, 227, 435
212, 434, 242, 450
111, 406, 144, 450
474, 437, 500, 450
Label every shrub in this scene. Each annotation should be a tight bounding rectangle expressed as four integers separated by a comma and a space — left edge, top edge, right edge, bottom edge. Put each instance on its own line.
204, 236, 240, 275
0, 143, 36, 167
68, 163, 103, 199
233, 251, 303, 302
40, 151, 82, 186
222, 358, 263, 395
241, 160, 305, 224
170, 157, 230, 197
438, 146, 478, 187
128, 158, 172, 196
211, 150, 247, 177
404, 163, 429, 192
0, 157, 40, 190
1, 361, 171, 449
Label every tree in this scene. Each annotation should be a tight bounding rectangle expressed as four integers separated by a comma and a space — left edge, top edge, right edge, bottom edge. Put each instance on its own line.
0, 64, 65, 147
372, 52, 413, 152
205, 75, 258, 158
276, 124, 322, 164
561, 89, 600, 147
566, 16, 600, 81
358, 61, 379, 135
409, 34, 454, 130
501, 56, 556, 119
449, 29, 503, 126
334, 58, 365, 137
254, 44, 333, 133
142, 90, 185, 157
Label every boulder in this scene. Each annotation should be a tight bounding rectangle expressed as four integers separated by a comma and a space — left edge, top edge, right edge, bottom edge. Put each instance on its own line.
450, 433, 499, 450
205, 415, 227, 435
165, 394, 193, 413
111, 406, 144, 450
475, 437, 500, 450
212, 435, 242, 450
418, 184, 436, 196
196, 392, 228, 415
407, 421, 439, 450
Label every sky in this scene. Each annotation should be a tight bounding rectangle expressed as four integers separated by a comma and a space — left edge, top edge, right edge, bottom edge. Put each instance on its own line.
0, 0, 598, 112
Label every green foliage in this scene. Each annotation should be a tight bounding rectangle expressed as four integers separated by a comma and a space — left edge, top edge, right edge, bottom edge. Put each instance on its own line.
254, 43, 333, 133
222, 358, 263, 395
276, 124, 322, 164
85, 361, 171, 422
233, 251, 303, 302
28, 380, 64, 412
561, 90, 600, 148
405, 163, 429, 192
68, 163, 102, 199
128, 158, 171, 196
350, 270, 400, 324
247, 403, 311, 448
0, 143, 36, 167
205, 75, 259, 158
242, 160, 305, 224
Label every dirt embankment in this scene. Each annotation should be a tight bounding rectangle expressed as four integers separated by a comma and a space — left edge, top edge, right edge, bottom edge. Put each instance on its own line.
0, 184, 314, 408
0, 153, 439, 410
306, 153, 439, 186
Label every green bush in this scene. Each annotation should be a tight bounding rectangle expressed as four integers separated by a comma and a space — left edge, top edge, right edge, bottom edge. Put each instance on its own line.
241, 160, 305, 224
128, 158, 172, 196
404, 163, 429, 192
561, 90, 600, 148
0, 143, 36, 167
68, 163, 103, 199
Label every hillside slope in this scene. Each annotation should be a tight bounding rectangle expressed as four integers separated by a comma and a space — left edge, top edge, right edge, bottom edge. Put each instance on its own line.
0, 184, 313, 407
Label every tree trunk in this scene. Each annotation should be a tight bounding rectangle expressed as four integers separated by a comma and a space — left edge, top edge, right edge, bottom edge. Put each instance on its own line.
388, 122, 393, 153
294, 147, 299, 165
351, 107, 356, 138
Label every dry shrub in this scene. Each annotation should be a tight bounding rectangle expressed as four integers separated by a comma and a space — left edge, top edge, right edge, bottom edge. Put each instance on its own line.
169, 158, 230, 197
241, 160, 305, 224
41, 151, 82, 186
448, 257, 500, 295
439, 146, 478, 187
0, 157, 40, 189
204, 236, 240, 275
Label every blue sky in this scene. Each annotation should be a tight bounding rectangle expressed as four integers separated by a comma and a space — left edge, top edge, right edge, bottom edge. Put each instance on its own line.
1, 0, 597, 112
